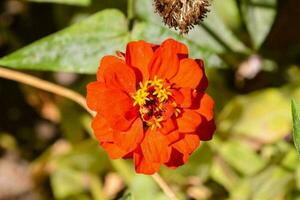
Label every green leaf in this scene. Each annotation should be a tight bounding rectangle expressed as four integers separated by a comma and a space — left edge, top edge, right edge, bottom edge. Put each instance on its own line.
218, 89, 291, 143
50, 168, 86, 199
199, 4, 250, 54
0, 9, 130, 74
131, 22, 225, 68
133, 0, 160, 24
119, 193, 133, 200
66, 194, 92, 200
241, 0, 277, 49
210, 156, 240, 191
128, 176, 168, 200
161, 143, 213, 184
219, 140, 266, 175
59, 101, 85, 142
213, 0, 241, 31
27, 0, 91, 6
110, 160, 134, 185
89, 175, 107, 200
281, 146, 299, 171
134, 0, 250, 55
232, 166, 292, 200
252, 166, 293, 200
292, 99, 300, 158
0, 133, 17, 151
54, 140, 111, 173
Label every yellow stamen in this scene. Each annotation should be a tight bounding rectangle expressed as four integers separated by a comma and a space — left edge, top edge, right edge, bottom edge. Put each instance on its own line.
175, 108, 181, 117
132, 82, 149, 106
154, 86, 172, 102
133, 77, 171, 106
150, 76, 164, 87
132, 77, 174, 129
148, 117, 164, 130
172, 102, 181, 117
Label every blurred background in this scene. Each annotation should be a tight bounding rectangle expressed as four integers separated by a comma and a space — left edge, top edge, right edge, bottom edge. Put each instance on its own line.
0, 0, 300, 199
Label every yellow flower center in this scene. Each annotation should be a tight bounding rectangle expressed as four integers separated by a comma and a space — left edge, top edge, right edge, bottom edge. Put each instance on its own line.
132, 77, 173, 129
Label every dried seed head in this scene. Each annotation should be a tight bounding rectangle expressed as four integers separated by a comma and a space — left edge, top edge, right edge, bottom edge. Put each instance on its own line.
154, 0, 210, 34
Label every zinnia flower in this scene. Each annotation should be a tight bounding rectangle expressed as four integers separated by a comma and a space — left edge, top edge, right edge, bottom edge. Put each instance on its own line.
86, 38, 215, 175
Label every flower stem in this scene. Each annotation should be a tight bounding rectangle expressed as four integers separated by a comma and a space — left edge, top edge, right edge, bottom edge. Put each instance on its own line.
0, 66, 179, 200
0, 67, 95, 116
89, 174, 108, 200
127, 0, 134, 21
152, 173, 179, 200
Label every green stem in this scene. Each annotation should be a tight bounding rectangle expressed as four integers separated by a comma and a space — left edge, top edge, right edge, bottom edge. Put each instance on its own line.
127, 0, 134, 21
89, 174, 108, 200
111, 160, 133, 185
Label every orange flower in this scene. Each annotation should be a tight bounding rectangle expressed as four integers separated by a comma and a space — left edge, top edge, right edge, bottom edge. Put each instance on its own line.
86, 38, 215, 175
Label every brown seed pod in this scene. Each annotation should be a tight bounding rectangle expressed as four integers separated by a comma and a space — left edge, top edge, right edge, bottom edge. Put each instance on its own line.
154, 0, 210, 34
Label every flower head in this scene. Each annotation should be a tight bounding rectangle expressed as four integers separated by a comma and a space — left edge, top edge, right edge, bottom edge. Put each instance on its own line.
154, 0, 210, 34
86, 38, 215, 175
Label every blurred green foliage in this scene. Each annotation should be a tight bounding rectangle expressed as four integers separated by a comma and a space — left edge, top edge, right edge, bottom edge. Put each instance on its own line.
0, 0, 300, 199
292, 100, 300, 159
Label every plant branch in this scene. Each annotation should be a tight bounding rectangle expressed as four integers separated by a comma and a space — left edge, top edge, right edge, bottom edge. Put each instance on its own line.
0, 67, 95, 116
0, 66, 179, 200
152, 173, 179, 200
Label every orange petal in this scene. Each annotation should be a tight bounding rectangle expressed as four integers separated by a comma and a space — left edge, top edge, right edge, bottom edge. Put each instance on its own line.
162, 103, 176, 119
133, 148, 160, 175
172, 134, 200, 162
193, 93, 214, 121
92, 114, 114, 142
171, 58, 203, 89
195, 59, 208, 91
126, 41, 154, 81
165, 131, 182, 144
160, 119, 177, 135
101, 142, 128, 159
97, 56, 120, 81
179, 88, 193, 108
171, 89, 184, 105
197, 117, 216, 141
173, 134, 200, 154
176, 109, 202, 133
189, 92, 215, 140
92, 86, 137, 131
123, 152, 133, 159
114, 118, 144, 152
162, 38, 188, 54
164, 148, 185, 168
97, 55, 136, 93
141, 129, 171, 163
86, 81, 107, 111
149, 39, 188, 80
